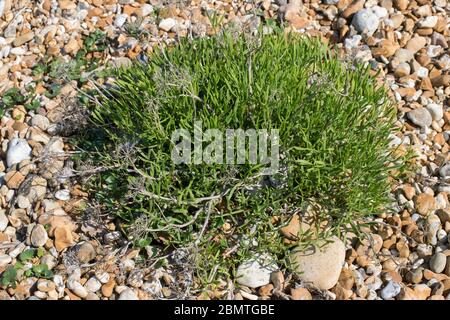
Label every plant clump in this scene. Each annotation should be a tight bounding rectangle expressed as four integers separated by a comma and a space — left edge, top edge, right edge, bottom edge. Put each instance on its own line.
80, 31, 408, 287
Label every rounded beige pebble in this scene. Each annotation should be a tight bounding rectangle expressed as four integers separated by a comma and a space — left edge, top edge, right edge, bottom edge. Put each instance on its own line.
67, 280, 88, 299
290, 236, 346, 290
429, 253, 447, 274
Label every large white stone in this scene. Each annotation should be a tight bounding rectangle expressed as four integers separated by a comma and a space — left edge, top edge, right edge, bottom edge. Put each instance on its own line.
6, 138, 32, 167
352, 9, 380, 35
236, 254, 278, 288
